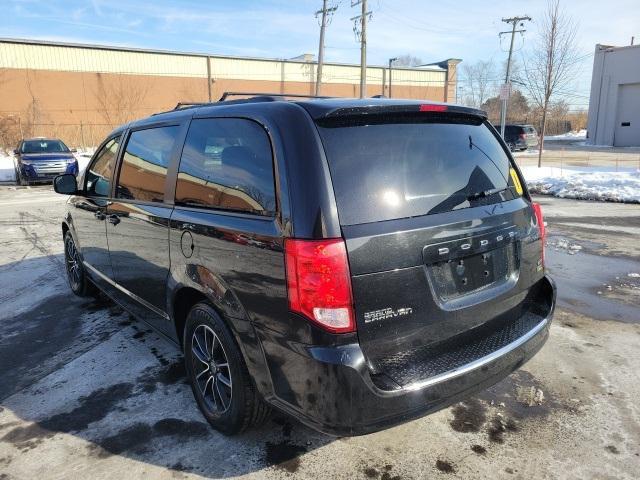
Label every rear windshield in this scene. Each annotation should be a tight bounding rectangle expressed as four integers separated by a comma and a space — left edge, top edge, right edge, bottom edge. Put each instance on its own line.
317, 114, 521, 225
21, 140, 70, 154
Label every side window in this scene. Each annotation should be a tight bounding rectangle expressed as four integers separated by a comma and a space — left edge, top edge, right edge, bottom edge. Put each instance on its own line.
85, 136, 120, 197
116, 126, 180, 203
175, 118, 276, 215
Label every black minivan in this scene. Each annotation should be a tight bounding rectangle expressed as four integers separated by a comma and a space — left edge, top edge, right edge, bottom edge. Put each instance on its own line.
54, 96, 555, 436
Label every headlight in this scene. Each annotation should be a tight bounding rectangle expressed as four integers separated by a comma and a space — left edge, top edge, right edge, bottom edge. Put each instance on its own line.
20, 159, 33, 165
67, 157, 77, 164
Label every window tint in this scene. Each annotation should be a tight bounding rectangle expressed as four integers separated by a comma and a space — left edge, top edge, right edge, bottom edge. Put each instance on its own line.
116, 126, 180, 202
21, 139, 70, 154
317, 115, 520, 225
175, 118, 276, 215
85, 136, 120, 197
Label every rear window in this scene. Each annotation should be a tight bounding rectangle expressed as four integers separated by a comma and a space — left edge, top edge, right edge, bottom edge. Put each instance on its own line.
317, 115, 521, 225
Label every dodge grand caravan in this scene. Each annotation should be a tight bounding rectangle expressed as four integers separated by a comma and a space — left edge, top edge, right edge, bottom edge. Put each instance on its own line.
53, 95, 555, 436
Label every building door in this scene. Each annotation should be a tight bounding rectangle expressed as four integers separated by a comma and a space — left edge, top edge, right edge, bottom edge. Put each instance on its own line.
614, 83, 640, 147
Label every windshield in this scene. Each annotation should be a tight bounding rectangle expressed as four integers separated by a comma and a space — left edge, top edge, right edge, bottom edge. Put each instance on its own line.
317, 115, 521, 225
21, 140, 70, 154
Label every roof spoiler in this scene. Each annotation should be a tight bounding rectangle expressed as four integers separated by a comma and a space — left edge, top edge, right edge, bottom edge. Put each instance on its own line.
317, 103, 487, 120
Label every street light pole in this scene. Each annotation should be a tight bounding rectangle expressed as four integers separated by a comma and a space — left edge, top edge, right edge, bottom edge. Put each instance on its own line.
388, 57, 397, 98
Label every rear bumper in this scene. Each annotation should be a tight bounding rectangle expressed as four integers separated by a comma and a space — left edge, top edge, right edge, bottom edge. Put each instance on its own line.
261, 275, 556, 436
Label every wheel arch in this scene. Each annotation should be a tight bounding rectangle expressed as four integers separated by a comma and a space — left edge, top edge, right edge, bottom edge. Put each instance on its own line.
170, 284, 274, 399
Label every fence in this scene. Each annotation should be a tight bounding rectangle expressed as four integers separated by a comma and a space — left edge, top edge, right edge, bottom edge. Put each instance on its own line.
0, 121, 114, 151
513, 147, 640, 171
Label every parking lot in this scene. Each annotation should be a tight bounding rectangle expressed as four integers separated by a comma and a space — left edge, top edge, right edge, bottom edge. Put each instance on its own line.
0, 186, 638, 479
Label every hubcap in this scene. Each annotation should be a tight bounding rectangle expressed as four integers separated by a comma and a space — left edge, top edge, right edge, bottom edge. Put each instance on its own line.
65, 238, 81, 288
191, 324, 232, 414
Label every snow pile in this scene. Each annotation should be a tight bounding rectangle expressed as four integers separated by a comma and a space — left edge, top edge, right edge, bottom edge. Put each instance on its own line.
74, 148, 95, 174
544, 129, 587, 141
521, 166, 640, 203
0, 152, 16, 182
548, 237, 583, 254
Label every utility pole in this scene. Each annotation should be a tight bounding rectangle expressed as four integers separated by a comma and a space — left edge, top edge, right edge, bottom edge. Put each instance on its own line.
388, 57, 397, 97
498, 15, 531, 138
315, 1, 338, 96
351, 0, 372, 98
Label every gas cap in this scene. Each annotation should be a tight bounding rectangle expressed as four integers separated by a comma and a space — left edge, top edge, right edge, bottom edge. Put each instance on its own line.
180, 230, 194, 258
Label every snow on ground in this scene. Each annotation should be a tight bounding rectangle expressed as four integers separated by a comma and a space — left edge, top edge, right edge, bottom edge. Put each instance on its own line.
544, 129, 587, 141
74, 147, 95, 174
521, 165, 640, 203
0, 152, 16, 182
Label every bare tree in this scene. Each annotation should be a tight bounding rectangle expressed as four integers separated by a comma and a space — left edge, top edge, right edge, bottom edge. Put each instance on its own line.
518, 0, 579, 166
94, 73, 150, 128
393, 54, 423, 67
23, 69, 48, 137
461, 59, 496, 108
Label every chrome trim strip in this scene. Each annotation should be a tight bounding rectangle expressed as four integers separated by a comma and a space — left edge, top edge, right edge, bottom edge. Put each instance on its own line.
83, 261, 170, 320
403, 317, 548, 392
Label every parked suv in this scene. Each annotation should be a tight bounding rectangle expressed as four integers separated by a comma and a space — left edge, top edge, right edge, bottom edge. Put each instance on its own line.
504, 124, 539, 151
53, 96, 555, 436
15, 137, 79, 185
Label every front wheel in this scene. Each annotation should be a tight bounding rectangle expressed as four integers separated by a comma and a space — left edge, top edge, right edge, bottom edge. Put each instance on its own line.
64, 231, 93, 296
184, 303, 270, 435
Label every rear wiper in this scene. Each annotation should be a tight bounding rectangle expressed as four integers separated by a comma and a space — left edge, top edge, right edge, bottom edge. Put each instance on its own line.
467, 186, 511, 201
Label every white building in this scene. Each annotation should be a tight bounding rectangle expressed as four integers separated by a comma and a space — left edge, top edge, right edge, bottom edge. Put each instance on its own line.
587, 43, 640, 147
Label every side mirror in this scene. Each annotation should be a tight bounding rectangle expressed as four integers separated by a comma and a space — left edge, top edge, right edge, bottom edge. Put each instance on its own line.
13, 149, 19, 155
70, 148, 77, 153
53, 174, 78, 195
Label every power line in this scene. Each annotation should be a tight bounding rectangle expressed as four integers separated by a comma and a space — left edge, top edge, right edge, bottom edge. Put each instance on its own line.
315, 1, 338, 95
498, 15, 531, 138
351, 0, 372, 98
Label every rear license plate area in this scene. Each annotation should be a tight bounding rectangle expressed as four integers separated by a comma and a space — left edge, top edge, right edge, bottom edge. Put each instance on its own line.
423, 228, 520, 308
446, 251, 498, 294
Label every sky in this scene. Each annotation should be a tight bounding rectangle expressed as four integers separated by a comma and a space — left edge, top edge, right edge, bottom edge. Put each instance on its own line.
2, 0, 639, 109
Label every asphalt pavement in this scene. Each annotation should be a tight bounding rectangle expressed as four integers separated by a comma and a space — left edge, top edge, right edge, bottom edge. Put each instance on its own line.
0, 185, 638, 479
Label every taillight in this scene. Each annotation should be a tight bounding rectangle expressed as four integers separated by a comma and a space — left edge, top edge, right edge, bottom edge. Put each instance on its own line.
532, 202, 545, 266
420, 104, 447, 112
284, 238, 355, 333
520, 133, 527, 139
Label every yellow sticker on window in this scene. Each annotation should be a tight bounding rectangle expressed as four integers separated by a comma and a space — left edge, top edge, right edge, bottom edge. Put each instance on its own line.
509, 167, 523, 195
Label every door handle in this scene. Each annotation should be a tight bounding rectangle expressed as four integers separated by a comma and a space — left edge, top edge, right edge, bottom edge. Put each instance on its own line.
108, 214, 121, 225
94, 211, 106, 220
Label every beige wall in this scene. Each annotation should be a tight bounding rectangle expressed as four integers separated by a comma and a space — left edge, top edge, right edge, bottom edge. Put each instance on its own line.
0, 40, 455, 149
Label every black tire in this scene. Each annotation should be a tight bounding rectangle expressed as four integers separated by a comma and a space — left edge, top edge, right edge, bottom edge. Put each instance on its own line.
507, 142, 516, 152
63, 231, 94, 297
184, 303, 270, 435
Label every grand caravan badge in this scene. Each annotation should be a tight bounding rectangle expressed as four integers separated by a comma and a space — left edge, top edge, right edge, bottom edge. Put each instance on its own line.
364, 307, 414, 323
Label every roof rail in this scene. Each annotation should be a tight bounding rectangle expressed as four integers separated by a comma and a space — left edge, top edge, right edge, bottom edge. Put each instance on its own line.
219, 91, 332, 101
173, 102, 209, 110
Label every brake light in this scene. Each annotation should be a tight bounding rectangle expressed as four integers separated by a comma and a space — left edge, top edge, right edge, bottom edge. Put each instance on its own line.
419, 104, 448, 112
284, 238, 355, 333
520, 133, 527, 139
532, 202, 546, 266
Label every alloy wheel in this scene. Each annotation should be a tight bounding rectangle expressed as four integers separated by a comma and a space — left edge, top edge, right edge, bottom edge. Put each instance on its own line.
191, 324, 233, 414
65, 237, 81, 290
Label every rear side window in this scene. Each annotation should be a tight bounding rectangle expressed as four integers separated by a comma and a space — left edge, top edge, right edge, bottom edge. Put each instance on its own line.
85, 136, 120, 197
175, 118, 276, 215
317, 115, 520, 225
116, 126, 180, 203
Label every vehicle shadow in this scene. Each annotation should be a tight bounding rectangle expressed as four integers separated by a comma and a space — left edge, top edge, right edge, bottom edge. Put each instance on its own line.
0, 255, 335, 477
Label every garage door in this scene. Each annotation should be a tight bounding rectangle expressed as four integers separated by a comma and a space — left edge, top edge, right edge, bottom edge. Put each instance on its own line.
614, 83, 640, 147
